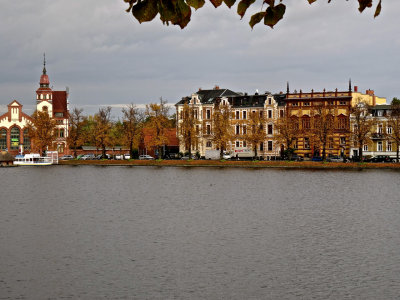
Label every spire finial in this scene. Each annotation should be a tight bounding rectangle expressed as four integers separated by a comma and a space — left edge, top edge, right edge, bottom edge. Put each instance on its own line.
43, 53, 47, 75
349, 78, 352, 92
286, 81, 290, 94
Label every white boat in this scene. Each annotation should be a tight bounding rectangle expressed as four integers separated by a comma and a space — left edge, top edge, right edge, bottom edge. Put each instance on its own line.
14, 153, 55, 166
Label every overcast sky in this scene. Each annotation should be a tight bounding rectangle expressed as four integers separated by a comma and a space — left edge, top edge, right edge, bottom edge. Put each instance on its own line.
1, 0, 399, 116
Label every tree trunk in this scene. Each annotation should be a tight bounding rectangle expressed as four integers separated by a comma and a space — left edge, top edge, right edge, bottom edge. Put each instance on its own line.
254, 145, 258, 160
397, 141, 399, 163
220, 147, 223, 160
322, 144, 326, 161
359, 145, 363, 162
102, 145, 106, 158
130, 141, 133, 158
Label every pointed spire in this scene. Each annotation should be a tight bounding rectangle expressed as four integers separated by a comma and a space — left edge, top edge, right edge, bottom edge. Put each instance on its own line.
348, 78, 352, 92
43, 53, 47, 75
286, 81, 290, 94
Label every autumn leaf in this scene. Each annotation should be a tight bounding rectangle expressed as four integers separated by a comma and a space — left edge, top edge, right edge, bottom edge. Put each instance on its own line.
308, 0, 317, 4
131, 0, 158, 23
237, 0, 256, 19
264, 3, 286, 28
223, 0, 236, 8
249, 11, 266, 29
374, 0, 381, 18
358, 0, 372, 13
186, 0, 205, 10
210, 0, 224, 8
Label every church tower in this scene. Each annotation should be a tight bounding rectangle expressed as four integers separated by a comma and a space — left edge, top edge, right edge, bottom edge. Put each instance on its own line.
36, 53, 53, 116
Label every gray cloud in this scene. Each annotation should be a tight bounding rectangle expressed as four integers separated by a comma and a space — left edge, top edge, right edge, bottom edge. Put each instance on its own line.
1, 0, 399, 117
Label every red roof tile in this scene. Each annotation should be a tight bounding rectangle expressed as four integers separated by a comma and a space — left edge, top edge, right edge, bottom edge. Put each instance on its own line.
52, 91, 68, 114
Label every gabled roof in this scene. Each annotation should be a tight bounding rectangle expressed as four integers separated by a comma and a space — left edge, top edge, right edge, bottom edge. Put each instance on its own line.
52, 91, 68, 114
176, 88, 240, 105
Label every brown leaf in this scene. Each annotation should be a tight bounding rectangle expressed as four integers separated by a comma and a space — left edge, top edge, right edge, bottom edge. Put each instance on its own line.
237, 0, 256, 19
308, 0, 317, 4
249, 11, 266, 29
186, 0, 205, 10
374, 0, 381, 18
264, 0, 274, 6
264, 3, 285, 28
210, 0, 224, 8
223, 0, 236, 8
358, 0, 373, 13
131, 0, 159, 23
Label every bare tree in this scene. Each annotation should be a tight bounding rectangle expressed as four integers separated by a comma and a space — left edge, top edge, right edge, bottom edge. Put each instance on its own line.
312, 103, 335, 161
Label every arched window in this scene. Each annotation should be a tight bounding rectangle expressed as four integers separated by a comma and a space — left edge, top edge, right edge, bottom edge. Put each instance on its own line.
10, 127, 20, 150
0, 129, 7, 150
302, 115, 311, 129
23, 128, 30, 150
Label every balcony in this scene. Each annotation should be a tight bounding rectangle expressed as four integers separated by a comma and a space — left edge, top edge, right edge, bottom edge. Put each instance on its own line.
371, 133, 384, 140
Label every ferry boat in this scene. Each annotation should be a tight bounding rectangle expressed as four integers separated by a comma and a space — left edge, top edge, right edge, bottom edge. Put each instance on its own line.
14, 153, 55, 166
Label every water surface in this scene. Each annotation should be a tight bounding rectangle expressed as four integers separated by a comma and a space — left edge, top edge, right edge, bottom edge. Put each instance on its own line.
1, 166, 399, 299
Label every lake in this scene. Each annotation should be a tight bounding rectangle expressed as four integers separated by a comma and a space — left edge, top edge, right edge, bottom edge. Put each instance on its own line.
1, 166, 400, 299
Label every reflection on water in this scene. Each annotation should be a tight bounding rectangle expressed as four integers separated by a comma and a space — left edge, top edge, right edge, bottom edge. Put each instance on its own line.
1, 166, 400, 299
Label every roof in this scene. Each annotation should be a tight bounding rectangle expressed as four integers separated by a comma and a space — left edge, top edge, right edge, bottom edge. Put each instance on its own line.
372, 105, 391, 110
52, 91, 68, 114
176, 88, 240, 105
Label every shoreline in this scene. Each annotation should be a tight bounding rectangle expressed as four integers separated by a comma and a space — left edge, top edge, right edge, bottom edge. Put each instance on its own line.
58, 159, 400, 170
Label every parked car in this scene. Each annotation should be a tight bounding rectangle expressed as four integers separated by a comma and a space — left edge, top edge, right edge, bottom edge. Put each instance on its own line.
370, 155, 393, 163
327, 156, 343, 162
95, 154, 111, 160
115, 154, 123, 160
123, 153, 131, 160
290, 154, 304, 161
311, 156, 323, 162
81, 153, 95, 160
76, 154, 85, 160
60, 155, 74, 160
139, 155, 154, 160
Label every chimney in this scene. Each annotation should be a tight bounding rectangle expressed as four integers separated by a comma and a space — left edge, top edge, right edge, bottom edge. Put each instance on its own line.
366, 89, 374, 96
354, 86, 358, 92
198, 87, 202, 91
214, 85, 220, 90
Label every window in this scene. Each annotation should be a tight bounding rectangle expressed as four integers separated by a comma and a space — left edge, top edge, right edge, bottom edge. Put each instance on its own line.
293, 138, 298, 149
10, 127, 20, 150
194, 110, 198, 119
302, 117, 310, 129
236, 111, 240, 120
206, 124, 211, 135
196, 125, 199, 135
243, 125, 247, 135
236, 141, 240, 147
378, 110, 383, 117
243, 141, 247, 147
260, 142, 264, 151
387, 141, 392, 152
338, 117, 347, 129
56, 120, 63, 125
339, 101, 347, 105
243, 111, 247, 120
23, 129, 30, 150
236, 125, 240, 135
206, 141, 212, 147
387, 125, 392, 134
304, 137, 310, 149
268, 98, 272, 105
267, 124, 273, 135
304, 102, 310, 106
206, 110, 211, 120
363, 144, 368, 152
260, 111, 263, 118
280, 110, 284, 118
378, 124, 383, 134
0, 129, 7, 150
292, 102, 298, 106
268, 141, 273, 151
378, 141, 383, 151
328, 137, 334, 149
57, 144, 64, 153
42, 106, 48, 112
340, 137, 346, 145
268, 110, 272, 119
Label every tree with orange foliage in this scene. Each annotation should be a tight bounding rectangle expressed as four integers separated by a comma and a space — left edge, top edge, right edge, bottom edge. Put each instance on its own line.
27, 110, 57, 156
